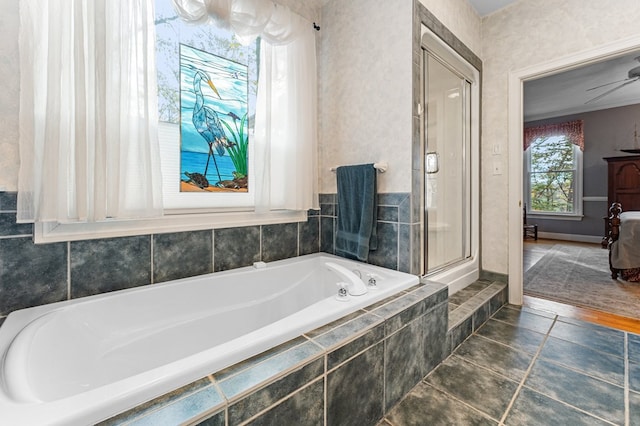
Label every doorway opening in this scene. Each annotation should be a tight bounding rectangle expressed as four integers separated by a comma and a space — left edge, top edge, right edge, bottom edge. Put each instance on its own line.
508, 36, 640, 308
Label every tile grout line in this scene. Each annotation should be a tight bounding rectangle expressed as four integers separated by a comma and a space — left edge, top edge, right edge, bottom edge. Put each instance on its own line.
323, 329, 385, 375
218, 353, 325, 412
120, 381, 223, 426
498, 315, 558, 425
418, 378, 503, 424
67, 241, 71, 300
211, 229, 216, 272
259, 225, 263, 261
447, 353, 524, 384
625, 332, 630, 426
236, 376, 325, 426
496, 315, 622, 425
382, 337, 387, 415
296, 222, 300, 257
323, 352, 327, 426
0, 234, 33, 240
395, 221, 399, 271
150, 234, 154, 284
529, 329, 628, 382
215, 344, 319, 389
533, 355, 625, 390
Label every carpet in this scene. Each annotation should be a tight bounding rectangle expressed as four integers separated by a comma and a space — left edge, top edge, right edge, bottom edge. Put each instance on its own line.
524, 244, 640, 320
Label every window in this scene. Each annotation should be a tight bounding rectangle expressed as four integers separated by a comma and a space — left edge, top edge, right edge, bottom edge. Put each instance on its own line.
524, 135, 583, 217
25, 0, 316, 243
155, 2, 258, 211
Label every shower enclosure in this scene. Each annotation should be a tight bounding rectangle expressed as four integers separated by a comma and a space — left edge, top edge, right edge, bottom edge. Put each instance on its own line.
420, 28, 480, 292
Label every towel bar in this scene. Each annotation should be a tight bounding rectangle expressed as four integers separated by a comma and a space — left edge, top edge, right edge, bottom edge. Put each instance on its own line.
330, 162, 388, 173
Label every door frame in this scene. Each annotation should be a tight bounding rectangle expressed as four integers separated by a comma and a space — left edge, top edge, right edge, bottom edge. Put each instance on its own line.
507, 35, 640, 305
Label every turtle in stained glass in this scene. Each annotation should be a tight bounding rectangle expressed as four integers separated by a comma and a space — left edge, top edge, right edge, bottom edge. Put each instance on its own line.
183, 171, 209, 189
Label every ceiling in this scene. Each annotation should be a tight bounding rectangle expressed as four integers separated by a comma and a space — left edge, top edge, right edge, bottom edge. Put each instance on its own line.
466, 0, 519, 17
523, 51, 640, 122
464, 1, 640, 122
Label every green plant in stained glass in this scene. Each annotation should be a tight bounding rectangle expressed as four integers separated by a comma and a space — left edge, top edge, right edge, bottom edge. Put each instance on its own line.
220, 112, 248, 180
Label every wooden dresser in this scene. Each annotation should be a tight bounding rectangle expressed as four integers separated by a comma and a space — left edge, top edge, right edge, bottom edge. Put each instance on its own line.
605, 155, 640, 211
603, 155, 640, 243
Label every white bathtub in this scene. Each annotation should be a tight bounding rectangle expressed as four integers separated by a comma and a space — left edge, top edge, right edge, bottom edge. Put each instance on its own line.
0, 253, 418, 425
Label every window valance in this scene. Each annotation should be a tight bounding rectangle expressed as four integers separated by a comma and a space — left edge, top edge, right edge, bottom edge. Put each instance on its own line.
524, 120, 584, 151
171, 0, 305, 45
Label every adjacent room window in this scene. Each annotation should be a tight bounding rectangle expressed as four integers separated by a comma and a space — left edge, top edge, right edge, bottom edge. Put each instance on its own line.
523, 120, 584, 217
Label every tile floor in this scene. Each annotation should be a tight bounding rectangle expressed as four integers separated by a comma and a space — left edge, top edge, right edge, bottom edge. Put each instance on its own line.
381, 304, 640, 425
448, 279, 496, 314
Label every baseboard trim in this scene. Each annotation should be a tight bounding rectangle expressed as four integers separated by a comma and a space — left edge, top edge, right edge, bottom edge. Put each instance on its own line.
537, 232, 603, 244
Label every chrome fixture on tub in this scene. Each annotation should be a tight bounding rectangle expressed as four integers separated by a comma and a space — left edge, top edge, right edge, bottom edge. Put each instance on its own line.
325, 262, 368, 296
335, 283, 349, 301
366, 273, 380, 288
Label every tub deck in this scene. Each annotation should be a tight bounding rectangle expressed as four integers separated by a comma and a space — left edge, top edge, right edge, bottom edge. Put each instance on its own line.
100, 279, 508, 425
0, 253, 420, 425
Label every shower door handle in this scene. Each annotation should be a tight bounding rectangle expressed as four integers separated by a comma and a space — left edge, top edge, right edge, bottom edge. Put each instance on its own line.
425, 152, 439, 174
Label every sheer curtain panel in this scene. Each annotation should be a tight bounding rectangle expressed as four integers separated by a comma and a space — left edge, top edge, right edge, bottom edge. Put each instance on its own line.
172, 0, 319, 212
18, 0, 164, 223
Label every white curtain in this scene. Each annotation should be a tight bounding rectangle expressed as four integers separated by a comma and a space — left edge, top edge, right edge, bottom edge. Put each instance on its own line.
172, 0, 319, 212
18, 0, 163, 223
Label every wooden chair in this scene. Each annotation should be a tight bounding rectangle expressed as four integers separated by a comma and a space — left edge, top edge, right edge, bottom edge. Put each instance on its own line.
523, 205, 538, 240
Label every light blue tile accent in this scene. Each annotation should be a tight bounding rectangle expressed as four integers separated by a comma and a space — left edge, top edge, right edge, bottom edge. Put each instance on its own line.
312, 313, 383, 350
217, 341, 323, 400
128, 386, 224, 426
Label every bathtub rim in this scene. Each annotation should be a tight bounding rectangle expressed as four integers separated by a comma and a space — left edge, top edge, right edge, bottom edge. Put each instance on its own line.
0, 253, 420, 426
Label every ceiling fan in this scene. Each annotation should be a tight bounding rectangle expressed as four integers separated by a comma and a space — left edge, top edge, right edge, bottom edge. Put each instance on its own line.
585, 56, 640, 104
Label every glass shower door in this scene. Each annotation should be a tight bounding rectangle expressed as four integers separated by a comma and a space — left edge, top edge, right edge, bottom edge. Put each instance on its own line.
424, 52, 472, 273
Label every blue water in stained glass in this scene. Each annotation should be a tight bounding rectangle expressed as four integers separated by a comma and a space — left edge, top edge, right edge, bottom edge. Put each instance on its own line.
181, 151, 236, 184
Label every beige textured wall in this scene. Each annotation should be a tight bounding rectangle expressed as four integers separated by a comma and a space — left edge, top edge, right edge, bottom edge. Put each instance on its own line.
481, 0, 640, 274
318, 0, 482, 194
418, 0, 481, 55
0, 0, 20, 191
277, 0, 320, 23
318, 0, 413, 193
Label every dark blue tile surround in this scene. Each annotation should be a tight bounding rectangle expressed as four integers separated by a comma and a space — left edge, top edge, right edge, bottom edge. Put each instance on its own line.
0, 191, 413, 319
0, 190, 508, 425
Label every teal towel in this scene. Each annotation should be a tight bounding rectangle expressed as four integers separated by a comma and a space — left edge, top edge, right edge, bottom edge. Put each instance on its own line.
335, 164, 378, 261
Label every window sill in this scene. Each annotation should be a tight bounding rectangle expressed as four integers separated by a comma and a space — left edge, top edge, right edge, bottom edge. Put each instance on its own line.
33, 209, 308, 244
528, 213, 583, 221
